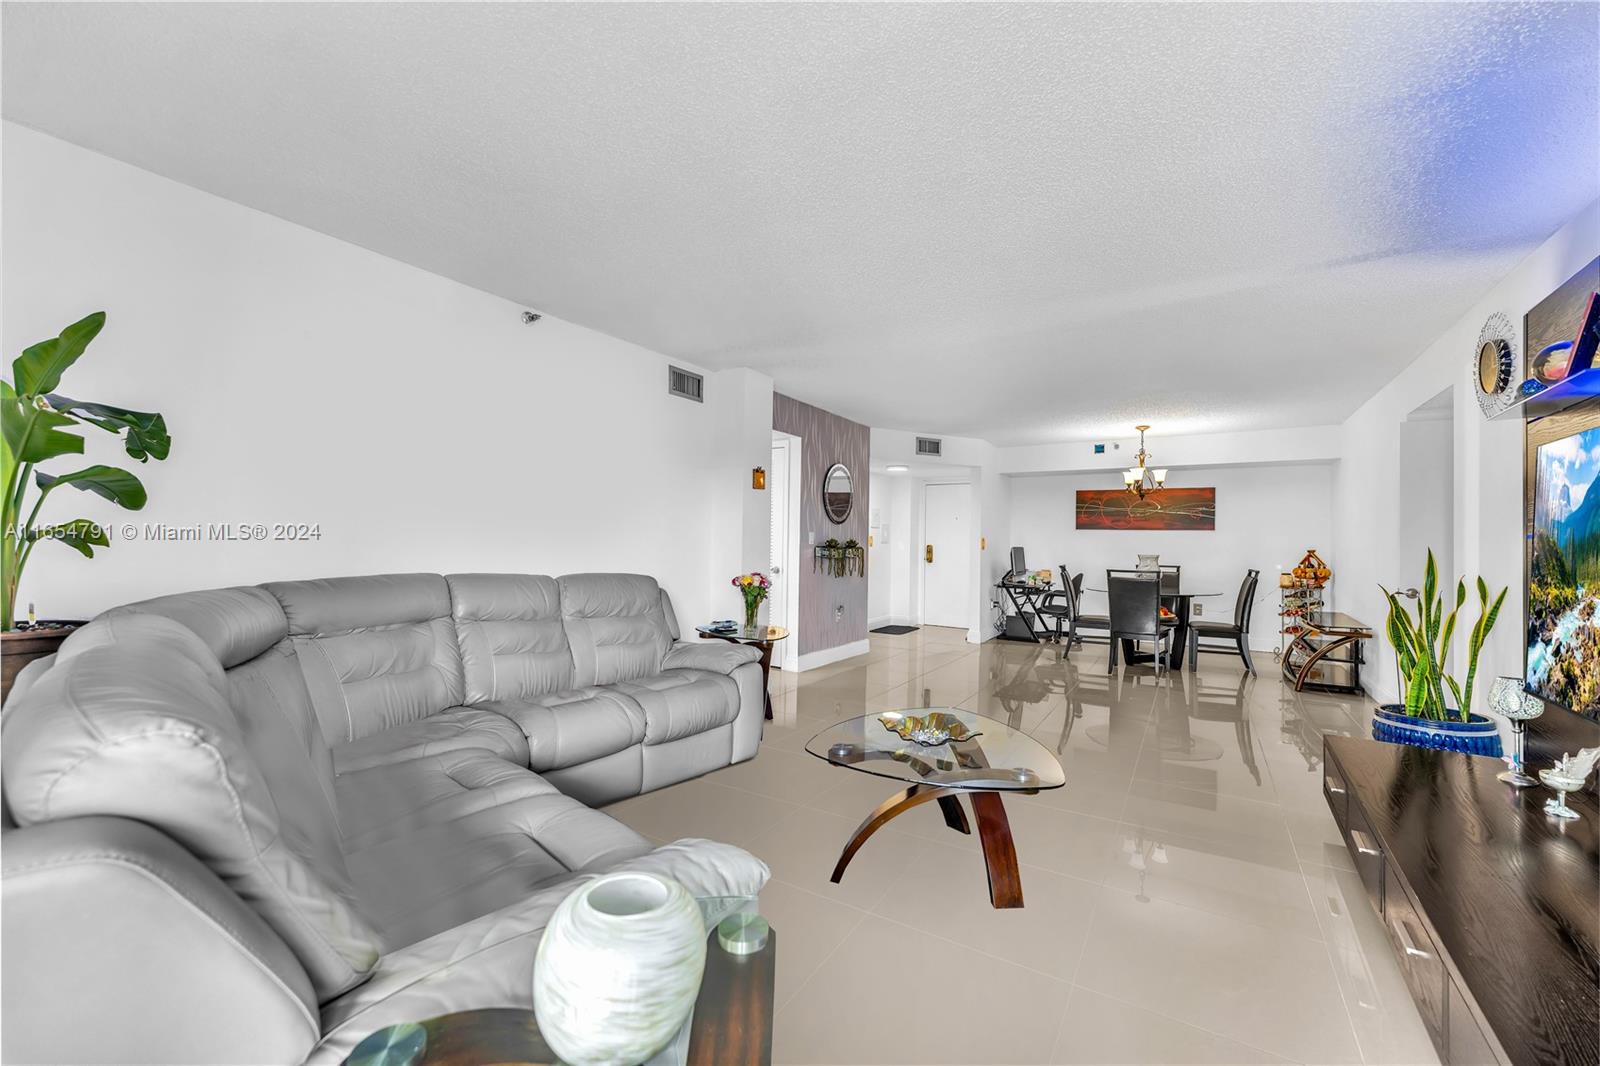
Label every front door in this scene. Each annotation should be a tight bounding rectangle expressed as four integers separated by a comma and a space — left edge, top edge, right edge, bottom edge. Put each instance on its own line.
922, 483, 971, 629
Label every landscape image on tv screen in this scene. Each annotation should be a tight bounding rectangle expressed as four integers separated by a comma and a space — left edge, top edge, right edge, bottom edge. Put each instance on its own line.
1528, 423, 1600, 716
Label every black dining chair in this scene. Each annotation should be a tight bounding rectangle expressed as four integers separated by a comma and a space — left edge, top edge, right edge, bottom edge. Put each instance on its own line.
1039, 568, 1110, 658
1106, 570, 1176, 675
1158, 564, 1181, 597
1189, 569, 1261, 674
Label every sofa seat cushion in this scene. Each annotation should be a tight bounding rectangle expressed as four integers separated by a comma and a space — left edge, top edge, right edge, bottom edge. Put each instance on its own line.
477, 688, 647, 772
331, 707, 529, 773
344, 791, 652, 951
335, 750, 557, 847
617, 670, 741, 745
310, 838, 771, 1063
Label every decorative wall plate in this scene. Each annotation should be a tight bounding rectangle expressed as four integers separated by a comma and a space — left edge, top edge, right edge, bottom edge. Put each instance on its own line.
1474, 312, 1520, 418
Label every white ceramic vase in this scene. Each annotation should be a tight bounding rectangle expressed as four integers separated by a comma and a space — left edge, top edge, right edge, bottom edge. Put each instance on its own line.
533, 871, 708, 1066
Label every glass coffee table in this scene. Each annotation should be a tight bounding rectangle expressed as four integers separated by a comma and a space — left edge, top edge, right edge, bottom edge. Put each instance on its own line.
805, 709, 1065, 909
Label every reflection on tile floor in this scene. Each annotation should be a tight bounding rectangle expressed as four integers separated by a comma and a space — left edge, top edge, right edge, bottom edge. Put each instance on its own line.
604, 627, 1440, 1065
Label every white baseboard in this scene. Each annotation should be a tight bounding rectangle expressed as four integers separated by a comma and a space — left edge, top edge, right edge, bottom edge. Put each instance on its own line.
796, 639, 872, 672
867, 614, 893, 631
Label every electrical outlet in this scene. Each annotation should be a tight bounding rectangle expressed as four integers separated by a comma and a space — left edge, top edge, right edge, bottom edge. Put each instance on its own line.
1193, 603, 1204, 617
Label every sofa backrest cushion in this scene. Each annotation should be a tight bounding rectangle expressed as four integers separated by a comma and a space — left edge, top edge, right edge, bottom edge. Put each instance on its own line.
227, 644, 343, 847
558, 573, 675, 687
446, 574, 575, 703
100, 586, 287, 669
264, 574, 465, 746
0, 613, 382, 1002
659, 588, 682, 641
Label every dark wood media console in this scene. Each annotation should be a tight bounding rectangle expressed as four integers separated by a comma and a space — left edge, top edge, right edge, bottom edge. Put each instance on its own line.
1323, 736, 1598, 1066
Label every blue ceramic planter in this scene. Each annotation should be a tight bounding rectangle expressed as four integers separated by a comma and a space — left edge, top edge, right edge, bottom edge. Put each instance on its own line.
1372, 705, 1503, 757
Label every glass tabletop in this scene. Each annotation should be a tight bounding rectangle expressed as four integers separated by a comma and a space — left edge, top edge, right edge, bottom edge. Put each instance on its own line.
804, 709, 1066, 791
1301, 611, 1372, 635
695, 623, 789, 643
1084, 587, 1222, 597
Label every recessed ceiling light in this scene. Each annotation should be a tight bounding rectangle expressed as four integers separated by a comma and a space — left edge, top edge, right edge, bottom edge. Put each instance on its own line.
886, 464, 909, 473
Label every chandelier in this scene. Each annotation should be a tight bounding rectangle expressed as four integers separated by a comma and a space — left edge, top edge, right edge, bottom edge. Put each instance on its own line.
1122, 425, 1167, 500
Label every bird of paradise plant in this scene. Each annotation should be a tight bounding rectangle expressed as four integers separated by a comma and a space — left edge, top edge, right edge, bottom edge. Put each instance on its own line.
1380, 549, 1506, 722
1, 312, 170, 631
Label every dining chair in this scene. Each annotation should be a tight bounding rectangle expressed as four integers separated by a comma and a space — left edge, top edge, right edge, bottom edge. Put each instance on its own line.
1106, 570, 1175, 675
1039, 568, 1110, 658
1158, 564, 1181, 596
1189, 568, 1261, 674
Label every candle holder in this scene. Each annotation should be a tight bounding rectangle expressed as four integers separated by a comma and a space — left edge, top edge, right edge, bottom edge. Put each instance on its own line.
1487, 676, 1543, 787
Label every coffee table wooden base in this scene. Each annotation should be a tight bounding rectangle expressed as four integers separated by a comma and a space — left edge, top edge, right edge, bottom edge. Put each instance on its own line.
829, 783, 1024, 909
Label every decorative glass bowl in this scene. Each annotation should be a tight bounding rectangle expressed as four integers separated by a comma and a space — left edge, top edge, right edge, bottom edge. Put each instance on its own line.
1540, 767, 1587, 820
878, 711, 980, 747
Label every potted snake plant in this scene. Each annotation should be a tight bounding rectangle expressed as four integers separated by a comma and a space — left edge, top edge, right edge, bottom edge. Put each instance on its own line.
1, 312, 170, 698
1375, 549, 1506, 756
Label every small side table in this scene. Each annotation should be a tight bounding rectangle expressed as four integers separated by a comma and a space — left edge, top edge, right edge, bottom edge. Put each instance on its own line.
343, 914, 776, 1066
1283, 611, 1371, 693
695, 625, 788, 721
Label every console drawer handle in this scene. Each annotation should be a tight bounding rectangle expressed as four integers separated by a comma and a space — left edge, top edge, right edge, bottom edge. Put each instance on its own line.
1350, 829, 1380, 857
1325, 778, 1346, 796
1393, 916, 1432, 960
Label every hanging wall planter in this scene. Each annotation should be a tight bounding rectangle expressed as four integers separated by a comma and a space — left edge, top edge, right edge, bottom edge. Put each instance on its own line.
813, 538, 865, 578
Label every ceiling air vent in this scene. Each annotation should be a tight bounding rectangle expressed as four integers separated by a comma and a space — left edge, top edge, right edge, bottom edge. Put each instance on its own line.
667, 366, 704, 403
915, 436, 943, 457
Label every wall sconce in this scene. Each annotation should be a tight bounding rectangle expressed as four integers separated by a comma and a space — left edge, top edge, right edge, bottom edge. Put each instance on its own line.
752, 467, 766, 490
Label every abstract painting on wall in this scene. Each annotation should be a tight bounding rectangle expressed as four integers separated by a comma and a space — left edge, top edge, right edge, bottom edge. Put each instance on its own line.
1075, 488, 1216, 530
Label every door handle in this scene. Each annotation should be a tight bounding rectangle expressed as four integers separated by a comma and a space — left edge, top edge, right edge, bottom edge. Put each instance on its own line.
925, 544, 934, 564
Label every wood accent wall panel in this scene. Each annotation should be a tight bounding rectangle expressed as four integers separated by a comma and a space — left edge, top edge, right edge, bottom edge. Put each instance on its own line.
773, 393, 870, 657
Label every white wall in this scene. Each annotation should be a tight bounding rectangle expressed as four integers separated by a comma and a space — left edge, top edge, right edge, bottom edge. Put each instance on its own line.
1338, 198, 1600, 706
866, 472, 892, 626
1, 124, 772, 630
1397, 399, 1455, 605
1008, 462, 1336, 650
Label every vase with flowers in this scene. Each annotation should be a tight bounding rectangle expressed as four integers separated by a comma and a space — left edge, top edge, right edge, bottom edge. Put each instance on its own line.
731, 571, 770, 631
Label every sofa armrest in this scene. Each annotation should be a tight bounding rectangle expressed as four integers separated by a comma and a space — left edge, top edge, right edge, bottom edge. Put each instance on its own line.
661, 640, 762, 675
2, 816, 321, 1065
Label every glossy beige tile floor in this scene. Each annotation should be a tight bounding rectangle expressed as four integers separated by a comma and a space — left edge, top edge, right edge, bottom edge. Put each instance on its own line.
605, 628, 1440, 1065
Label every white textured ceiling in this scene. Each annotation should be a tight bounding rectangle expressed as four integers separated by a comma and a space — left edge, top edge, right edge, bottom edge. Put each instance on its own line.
4, 3, 1597, 444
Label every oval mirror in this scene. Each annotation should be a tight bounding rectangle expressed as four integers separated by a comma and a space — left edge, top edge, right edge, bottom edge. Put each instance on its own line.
822, 463, 854, 524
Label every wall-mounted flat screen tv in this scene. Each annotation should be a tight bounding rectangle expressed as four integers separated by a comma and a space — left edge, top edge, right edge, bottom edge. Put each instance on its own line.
1528, 422, 1600, 715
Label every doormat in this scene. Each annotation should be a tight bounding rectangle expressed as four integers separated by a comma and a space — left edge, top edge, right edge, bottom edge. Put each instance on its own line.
871, 625, 919, 635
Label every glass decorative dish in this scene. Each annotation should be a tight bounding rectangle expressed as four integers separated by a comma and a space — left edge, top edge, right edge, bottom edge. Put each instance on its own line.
1540, 746, 1600, 821
878, 711, 981, 747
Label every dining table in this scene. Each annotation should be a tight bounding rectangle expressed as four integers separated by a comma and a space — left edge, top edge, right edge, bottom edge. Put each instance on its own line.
1082, 583, 1223, 669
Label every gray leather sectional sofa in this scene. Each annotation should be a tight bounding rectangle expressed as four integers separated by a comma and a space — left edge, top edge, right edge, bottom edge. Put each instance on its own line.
0, 572, 771, 1064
